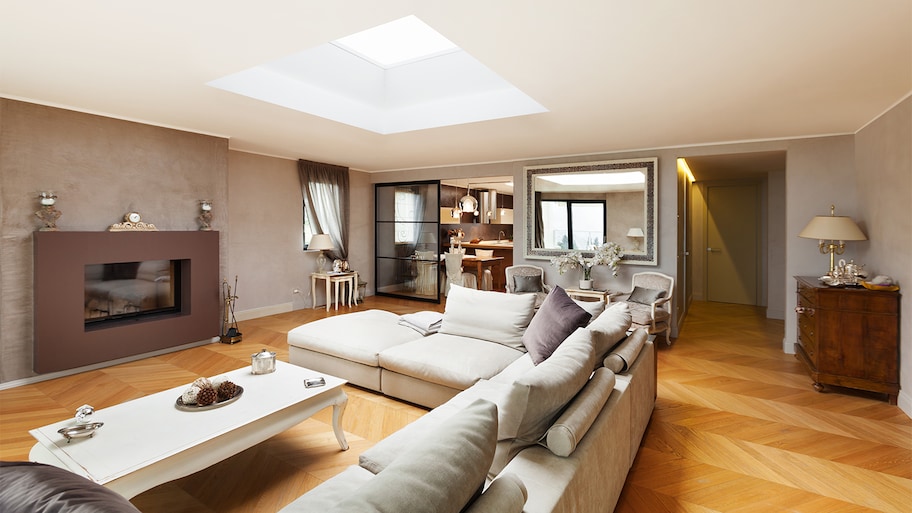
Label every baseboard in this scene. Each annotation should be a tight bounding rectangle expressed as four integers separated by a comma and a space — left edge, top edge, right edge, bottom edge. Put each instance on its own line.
782, 337, 796, 355
0, 337, 218, 391
897, 390, 912, 419
235, 302, 293, 322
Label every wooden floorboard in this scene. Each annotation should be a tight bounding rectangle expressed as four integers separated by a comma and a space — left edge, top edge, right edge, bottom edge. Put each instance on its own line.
1, 297, 909, 512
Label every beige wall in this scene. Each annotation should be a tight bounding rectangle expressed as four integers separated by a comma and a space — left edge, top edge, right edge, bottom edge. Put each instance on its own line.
854, 95, 911, 414
0, 99, 228, 383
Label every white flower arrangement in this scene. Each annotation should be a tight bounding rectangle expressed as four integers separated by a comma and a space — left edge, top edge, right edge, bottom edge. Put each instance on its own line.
550, 241, 623, 280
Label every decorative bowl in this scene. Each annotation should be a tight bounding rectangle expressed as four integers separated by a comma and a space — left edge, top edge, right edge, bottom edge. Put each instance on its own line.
58, 422, 104, 442
861, 281, 899, 292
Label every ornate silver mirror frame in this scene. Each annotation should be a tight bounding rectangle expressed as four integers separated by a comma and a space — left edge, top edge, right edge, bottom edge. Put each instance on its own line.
524, 157, 657, 265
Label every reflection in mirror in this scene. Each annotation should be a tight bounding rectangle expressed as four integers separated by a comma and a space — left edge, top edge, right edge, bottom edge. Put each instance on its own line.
525, 158, 657, 265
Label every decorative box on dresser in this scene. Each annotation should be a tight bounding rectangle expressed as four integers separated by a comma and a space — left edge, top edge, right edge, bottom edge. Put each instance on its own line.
794, 276, 901, 404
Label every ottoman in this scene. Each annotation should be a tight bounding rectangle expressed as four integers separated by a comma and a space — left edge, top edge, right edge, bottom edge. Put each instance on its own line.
287, 310, 425, 391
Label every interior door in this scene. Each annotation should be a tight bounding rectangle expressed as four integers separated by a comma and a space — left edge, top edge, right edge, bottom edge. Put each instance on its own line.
705, 183, 759, 305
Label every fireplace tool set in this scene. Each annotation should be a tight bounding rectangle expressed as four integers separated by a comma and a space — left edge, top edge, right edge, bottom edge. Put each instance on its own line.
220, 276, 242, 344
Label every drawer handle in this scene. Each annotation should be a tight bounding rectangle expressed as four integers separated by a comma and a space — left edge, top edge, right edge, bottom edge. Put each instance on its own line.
795, 306, 814, 316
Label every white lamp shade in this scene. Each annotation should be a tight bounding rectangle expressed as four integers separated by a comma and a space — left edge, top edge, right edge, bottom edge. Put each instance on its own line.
627, 227, 645, 237
798, 216, 866, 241
309, 234, 335, 251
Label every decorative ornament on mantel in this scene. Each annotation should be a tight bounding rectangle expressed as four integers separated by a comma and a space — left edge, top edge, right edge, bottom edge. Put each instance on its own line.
198, 200, 213, 231
109, 211, 158, 232
35, 191, 61, 231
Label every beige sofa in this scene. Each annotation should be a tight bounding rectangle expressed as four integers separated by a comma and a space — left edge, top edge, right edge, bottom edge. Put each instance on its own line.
284, 284, 656, 512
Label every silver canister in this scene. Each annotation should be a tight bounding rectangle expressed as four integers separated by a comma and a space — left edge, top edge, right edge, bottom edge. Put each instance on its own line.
251, 348, 276, 374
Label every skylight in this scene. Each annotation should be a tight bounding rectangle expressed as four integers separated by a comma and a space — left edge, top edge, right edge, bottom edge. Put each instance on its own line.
332, 16, 458, 69
207, 16, 547, 134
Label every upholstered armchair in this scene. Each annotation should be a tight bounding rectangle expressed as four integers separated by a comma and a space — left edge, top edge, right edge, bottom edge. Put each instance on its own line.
504, 265, 551, 308
616, 271, 674, 344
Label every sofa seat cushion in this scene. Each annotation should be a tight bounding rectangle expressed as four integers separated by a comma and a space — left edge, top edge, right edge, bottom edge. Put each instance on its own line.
287, 310, 424, 367
627, 302, 670, 326
379, 333, 525, 390
440, 284, 536, 351
337, 399, 498, 513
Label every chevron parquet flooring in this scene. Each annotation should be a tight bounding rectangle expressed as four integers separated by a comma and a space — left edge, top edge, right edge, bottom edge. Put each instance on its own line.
1, 298, 909, 512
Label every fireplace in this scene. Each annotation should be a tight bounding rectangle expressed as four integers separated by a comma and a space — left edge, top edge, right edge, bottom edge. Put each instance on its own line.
34, 231, 220, 373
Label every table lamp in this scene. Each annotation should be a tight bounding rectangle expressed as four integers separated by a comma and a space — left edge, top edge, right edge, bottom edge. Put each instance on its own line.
798, 204, 866, 277
626, 227, 645, 251
309, 234, 334, 271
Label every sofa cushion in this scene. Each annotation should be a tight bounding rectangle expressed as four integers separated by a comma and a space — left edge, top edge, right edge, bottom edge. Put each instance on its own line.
287, 310, 423, 367
0, 461, 141, 513
335, 399, 498, 513
627, 302, 671, 326
513, 274, 543, 293
379, 333, 524, 391
544, 367, 616, 457
603, 328, 648, 374
278, 465, 376, 512
491, 327, 598, 475
522, 286, 591, 364
573, 298, 606, 322
440, 285, 536, 351
586, 302, 633, 361
627, 286, 666, 305
464, 473, 528, 513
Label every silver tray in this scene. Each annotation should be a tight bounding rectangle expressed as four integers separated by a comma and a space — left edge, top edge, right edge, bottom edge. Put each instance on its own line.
175, 386, 244, 411
58, 422, 104, 443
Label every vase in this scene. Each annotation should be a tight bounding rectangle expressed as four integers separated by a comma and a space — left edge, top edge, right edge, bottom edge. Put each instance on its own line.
579, 279, 593, 290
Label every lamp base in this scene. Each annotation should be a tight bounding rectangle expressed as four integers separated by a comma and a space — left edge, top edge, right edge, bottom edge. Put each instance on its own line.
316, 252, 327, 271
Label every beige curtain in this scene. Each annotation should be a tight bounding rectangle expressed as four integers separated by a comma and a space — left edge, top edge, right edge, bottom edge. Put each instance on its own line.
298, 159, 350, 260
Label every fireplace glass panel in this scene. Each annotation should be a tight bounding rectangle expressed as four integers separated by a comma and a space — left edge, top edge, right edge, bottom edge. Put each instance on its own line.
85, 259, 181, 324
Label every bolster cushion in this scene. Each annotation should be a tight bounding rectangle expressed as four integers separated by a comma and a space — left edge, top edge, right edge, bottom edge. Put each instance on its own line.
544, 367, 616, 456
464, 473, 528, 513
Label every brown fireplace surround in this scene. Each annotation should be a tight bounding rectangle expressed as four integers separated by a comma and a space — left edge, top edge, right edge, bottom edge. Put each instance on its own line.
34, 231, 220, 374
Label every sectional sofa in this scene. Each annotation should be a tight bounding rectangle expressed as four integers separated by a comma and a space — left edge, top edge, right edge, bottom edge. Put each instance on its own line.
284, 284, 656, 512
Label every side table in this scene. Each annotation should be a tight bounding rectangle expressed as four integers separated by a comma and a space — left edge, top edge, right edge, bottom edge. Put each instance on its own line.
565, 288, 611, 303
312, 271, 358, 312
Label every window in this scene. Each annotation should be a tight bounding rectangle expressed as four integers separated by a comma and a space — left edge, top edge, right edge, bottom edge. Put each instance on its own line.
540, 200, 605, 250
394, 187, 419, 244
303, 202, 316, 248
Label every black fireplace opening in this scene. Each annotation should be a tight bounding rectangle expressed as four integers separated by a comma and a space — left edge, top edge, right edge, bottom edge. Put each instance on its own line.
85, 259, 183, 328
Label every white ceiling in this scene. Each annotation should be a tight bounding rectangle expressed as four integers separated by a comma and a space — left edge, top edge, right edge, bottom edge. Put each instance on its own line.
2, 1, 909, 173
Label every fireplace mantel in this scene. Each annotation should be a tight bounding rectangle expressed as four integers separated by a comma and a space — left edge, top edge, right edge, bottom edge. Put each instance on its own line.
34, 231, 220, 373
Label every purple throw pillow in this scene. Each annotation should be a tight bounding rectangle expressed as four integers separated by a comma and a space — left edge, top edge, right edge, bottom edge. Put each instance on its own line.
522, 286, 592, 364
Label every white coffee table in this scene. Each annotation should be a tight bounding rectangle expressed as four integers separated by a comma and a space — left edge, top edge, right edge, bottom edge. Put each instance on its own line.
29, 361, 348, 499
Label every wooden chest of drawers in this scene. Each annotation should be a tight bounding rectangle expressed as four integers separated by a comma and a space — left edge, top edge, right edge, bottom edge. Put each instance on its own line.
794, 276, 901, 403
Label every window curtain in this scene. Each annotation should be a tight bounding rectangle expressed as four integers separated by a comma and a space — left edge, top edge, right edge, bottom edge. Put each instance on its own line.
298, 159, 350, 260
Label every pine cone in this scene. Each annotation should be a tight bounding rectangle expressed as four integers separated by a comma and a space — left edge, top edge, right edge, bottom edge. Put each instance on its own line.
217, 381, 238, 401
196, 386, 217, 406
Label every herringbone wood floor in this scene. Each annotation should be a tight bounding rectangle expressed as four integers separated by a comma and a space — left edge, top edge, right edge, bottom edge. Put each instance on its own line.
1, 298, 909, 512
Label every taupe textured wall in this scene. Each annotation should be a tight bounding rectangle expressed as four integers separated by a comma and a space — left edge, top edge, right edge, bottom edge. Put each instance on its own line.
0, 99, 228, 383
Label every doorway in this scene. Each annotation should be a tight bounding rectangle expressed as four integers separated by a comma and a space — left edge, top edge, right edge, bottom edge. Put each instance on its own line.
706, 183, 760, 305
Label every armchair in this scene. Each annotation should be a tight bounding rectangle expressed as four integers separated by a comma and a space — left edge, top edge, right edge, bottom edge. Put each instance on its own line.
616, 271, 674, 344
504, 265, 551, 308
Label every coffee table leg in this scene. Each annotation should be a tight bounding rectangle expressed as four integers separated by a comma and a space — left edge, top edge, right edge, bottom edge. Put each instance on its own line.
332, 393, 349, 451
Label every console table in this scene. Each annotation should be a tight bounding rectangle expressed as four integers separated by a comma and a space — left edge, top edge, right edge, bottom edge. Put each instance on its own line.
794, 276, 900, 403
565, 288, 612, 303
312, 271, 359, 312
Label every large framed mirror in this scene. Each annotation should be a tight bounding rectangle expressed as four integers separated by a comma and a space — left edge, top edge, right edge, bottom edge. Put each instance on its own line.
525, 158, 657, 265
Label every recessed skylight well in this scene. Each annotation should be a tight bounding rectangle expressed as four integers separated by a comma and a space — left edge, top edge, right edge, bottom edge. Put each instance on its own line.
208, 15, 547, 134
332, 15, 459, 69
